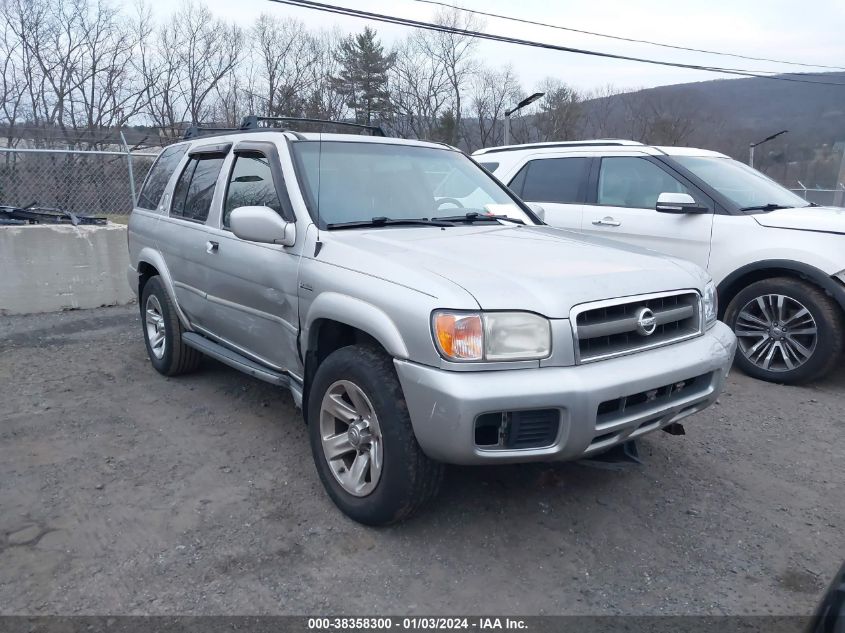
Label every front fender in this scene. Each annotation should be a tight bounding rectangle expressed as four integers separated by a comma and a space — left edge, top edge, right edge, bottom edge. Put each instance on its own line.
303, 292, 409, 359
717, 259, 845, 315
135, 247, 192, 330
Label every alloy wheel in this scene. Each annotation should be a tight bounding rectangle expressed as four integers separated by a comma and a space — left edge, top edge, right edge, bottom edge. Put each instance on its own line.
145, 295, 167, 360
319, 380, 383, 497
734, 294, 818, 372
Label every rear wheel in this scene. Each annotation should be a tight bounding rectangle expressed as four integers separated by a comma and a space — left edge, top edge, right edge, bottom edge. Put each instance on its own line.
725, 277, 843, 384
307, 345, 443, 525
140, 276, 201, 376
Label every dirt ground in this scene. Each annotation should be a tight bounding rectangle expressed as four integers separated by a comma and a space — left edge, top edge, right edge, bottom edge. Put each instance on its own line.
0, 305, 843, 616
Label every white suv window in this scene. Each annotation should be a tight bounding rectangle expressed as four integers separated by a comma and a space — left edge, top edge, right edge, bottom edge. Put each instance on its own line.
510, 157, 590, 204
598, 157, 690, 209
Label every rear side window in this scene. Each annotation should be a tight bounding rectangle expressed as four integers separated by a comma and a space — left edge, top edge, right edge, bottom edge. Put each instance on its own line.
223, 152, 283, 227
509, 158, 590, 204
478, 161, 499, 172
137, 145, 188, 210
170, 156, 225, 223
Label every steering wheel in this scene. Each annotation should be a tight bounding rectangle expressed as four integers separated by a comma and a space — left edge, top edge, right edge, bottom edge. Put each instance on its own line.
435, 198, 465, 210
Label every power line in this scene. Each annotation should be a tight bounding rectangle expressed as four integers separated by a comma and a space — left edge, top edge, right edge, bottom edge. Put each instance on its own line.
267, 0, 845, 87
412, 0, 845, 72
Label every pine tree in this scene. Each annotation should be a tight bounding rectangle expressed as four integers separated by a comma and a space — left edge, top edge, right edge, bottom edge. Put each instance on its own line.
332, 27, 396, 125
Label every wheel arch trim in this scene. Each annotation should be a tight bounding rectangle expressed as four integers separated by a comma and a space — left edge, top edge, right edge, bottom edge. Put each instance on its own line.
717, 259, 845, 316
135, 247, 192, 329
303, 293, 409, 360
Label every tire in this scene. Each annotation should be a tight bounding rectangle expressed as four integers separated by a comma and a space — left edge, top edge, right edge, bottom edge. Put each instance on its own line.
724, 276, 843, 384
140, 275, 201, 377
307, 345, 444, 525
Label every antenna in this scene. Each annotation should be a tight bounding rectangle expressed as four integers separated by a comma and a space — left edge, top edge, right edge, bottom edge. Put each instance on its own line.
314, 132, 323, 256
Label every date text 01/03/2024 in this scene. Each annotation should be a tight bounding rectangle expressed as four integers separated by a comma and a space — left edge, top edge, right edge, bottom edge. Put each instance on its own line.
306, 617, 528, 630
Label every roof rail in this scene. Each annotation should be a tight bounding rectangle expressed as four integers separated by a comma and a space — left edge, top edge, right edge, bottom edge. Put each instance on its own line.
241, 115, 387, 137
474, 139, 644, 155
183, 125, 240, 140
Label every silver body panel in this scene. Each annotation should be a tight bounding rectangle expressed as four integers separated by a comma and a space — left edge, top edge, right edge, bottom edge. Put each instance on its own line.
128, 131, 736, 466
395, 321, 735, 464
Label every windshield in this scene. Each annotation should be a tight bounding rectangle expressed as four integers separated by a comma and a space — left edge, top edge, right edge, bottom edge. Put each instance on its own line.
672, 155, 809, 211
291, 140, 533, 228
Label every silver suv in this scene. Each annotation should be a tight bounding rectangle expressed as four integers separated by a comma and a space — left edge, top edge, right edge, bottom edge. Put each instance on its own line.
128, 118, 736, 524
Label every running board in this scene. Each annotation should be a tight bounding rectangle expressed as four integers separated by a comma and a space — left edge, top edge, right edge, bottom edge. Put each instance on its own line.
182, 332, 291, 387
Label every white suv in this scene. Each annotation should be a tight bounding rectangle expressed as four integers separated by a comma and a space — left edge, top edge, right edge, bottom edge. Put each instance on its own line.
475, 140, 845, 384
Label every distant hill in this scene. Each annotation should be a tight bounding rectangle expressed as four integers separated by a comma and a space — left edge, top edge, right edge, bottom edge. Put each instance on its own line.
577, 72, 845, 187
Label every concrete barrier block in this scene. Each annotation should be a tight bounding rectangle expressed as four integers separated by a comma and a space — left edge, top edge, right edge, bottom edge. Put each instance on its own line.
0, 223, 134, 315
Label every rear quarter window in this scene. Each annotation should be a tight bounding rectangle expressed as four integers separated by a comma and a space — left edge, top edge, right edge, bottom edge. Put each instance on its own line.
170, 155, 226, 223
510, 158, 590, 204
136, 144, 188, 211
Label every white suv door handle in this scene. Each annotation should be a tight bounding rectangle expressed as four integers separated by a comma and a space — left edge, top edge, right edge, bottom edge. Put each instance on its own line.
592, 216, 621, 227
206, 240, 219, 254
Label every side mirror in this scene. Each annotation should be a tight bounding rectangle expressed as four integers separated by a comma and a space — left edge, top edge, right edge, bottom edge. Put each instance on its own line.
229, 206, 296, 246
527, 202, 546, 222
656, 192, 708, 214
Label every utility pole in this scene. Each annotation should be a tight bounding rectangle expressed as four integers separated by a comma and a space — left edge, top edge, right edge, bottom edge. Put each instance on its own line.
749, 130, 788, 169
504, 92, 544, 146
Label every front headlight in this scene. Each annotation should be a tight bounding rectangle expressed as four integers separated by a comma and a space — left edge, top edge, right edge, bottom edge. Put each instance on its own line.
432, 310, 551, 362
703, 280, 718, 327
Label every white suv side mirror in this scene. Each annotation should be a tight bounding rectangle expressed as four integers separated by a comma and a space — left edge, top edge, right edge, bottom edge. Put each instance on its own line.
527, 202, 546, 222
230, 206, 296, 246
656, 192, 708, 214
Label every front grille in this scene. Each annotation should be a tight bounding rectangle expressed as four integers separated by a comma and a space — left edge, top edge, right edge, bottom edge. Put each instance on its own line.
475, 409, 560, 450
595, 372, 712, 429
573, 291, 702, 363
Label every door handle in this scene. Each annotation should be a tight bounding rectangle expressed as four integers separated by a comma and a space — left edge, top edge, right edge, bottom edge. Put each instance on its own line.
592, 216, 621, 227
206, 240, 219, 254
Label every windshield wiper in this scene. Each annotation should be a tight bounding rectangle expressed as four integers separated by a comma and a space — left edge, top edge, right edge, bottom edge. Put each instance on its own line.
738, 203, 793, 212
433, 211, 525, 225
326, 216, 453, 230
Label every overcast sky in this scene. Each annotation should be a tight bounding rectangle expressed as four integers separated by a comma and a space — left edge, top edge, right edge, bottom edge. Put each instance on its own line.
146, 0, 845, 93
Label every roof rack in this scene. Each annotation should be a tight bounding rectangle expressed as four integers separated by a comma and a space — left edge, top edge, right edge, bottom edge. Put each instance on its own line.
241, 115, 386, 137
474, 139, 644, 155
181, 116, 388, 141
183, 125, 240, 140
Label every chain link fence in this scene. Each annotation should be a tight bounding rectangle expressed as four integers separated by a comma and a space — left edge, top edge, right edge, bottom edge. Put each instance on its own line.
0, 148, 160, 221
1, 146, 843, 222
788, 184, 845, 207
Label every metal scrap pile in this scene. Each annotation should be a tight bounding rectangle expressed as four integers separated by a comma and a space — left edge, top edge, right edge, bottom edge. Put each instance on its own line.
0, 205, 107, 226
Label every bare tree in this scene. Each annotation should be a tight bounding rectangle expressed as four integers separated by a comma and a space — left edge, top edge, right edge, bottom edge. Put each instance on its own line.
416, 7, 482, 147
468, 66, 522, 149
388, 33, 451, 140
251, 14, 319, 118
0, 9, 30, 147
583, 83, 624, 138
299, 29, 347, 121
174, 1, 241, 125
535, 78, 582, 142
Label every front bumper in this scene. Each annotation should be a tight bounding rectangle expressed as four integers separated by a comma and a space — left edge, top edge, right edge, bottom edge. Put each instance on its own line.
395, 321, 737, 465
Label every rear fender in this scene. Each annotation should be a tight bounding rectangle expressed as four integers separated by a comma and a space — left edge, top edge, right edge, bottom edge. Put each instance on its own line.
136, 247, 191, 329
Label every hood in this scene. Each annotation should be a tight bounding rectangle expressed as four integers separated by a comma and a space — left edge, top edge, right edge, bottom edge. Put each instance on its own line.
753, 206, 845, 235
323, 225, 704, 318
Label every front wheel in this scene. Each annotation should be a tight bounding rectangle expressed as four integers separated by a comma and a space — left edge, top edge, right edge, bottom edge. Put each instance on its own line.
724, 277, 843, 384
307, 345, 443, 525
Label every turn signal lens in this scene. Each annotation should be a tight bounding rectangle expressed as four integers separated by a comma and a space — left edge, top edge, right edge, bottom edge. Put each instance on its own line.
433, 312, 483, 361
703, 280, 718, 327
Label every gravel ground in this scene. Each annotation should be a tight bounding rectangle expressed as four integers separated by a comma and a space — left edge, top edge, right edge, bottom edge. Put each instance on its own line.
0, 305, 843, 616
